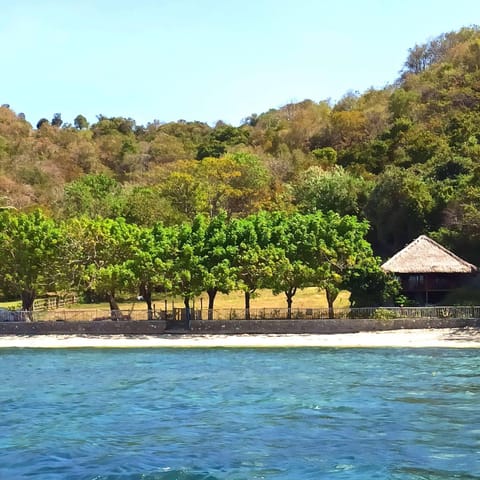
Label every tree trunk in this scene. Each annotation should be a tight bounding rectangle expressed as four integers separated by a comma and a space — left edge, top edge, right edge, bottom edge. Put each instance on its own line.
184, 296, 191, 330
244, 291, 251, 320
140, 282, 153, 320
21, 289, 35, 322
106, 292, 122, 321
326, 286, 339, 319
285, 287, 297, 319
207, 288, 217, 320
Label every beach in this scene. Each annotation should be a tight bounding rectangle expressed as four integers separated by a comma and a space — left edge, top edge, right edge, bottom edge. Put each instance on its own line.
0, 328, 479, 348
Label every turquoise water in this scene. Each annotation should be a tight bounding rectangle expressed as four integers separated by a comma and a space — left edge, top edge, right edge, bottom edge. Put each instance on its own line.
1, 348, 479, 479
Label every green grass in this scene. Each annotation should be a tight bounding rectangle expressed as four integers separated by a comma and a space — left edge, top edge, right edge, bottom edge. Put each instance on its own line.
0, 300, 22, 309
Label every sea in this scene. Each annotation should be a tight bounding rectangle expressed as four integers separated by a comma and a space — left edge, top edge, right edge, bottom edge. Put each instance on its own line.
0, 347, 479, 479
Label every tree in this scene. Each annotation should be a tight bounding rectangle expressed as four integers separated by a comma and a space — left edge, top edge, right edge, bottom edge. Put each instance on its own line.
261, 210, 390, 318
401, 27, 480, 76
160, 169, 208, 220
196, 124, 249, 159
155, 120, 211, 158
304, 212, 382, 318
127, 222, 174, 319
268, 212, 314, 317
170, 217, 207, 327
199, 213, 237, 319
343, 256, 400, 308
196, 153, 272, 217
327, 110, 370, 151
0, 210, 66, 313
36, 118, 49, 129
403, 43, 432, 74
61, 173, 124, 219
196, 156, 244, 217
292, 166, 372, 217
229, 213, 283, 317
430, 174, 480, 265
74, 114, 89, 130
62, 217, 141, 317
51, 113, 63, 128
397, 125, 450, 167
92, 115, 136, 136
147, 132, 188, 165
365, 166, 434, 255
388, 89, 420, 120
223, 153, 272, 214
311, 147, 337, 168
121, 186, 179, 226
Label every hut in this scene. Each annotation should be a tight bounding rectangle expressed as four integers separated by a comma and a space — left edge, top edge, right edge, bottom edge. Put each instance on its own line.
381, 235, 477, 305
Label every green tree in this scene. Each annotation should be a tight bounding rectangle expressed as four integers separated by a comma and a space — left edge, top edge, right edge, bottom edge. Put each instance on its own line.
199, 213, 238, 319
63, 217, 141, 317
431, 176, 480, 265
127, 223, 175, 319
196, 124, 249, 159
343, 256, 400, 308
229, 213, 283, 317
121, 186, 179, 226
74, 114, 89, 130
304, 212, 382, 317
388, 89, 420, 120
365, 166, 434, 255
61, 173, 124, 219
311, 147, 337, 168
268, 212, 314, 316
92, 115, 136, 136
170, 217, 207, 327
0, 210, 66, 312
292, 166, 372, 217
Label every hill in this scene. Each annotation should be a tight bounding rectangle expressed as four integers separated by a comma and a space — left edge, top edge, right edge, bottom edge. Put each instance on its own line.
1, 26, 480, 263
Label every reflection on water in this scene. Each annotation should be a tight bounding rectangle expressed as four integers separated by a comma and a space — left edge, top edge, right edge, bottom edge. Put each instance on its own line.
0, 348, 479, 479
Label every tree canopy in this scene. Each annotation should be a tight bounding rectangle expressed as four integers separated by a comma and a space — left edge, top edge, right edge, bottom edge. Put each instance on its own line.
0, 210, 66, 311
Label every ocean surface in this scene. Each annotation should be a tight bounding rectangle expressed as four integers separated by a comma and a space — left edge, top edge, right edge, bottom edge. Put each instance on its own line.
0, 347, 479, 479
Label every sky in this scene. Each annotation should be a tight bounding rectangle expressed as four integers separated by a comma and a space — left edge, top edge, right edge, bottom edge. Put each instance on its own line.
1, 0, 479, 127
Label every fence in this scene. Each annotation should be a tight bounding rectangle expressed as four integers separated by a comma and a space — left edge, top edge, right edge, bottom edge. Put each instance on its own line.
191, 306, 480, 321
32, 295, 78, 312
28, 308, 148, 322
12, 305, 480, 323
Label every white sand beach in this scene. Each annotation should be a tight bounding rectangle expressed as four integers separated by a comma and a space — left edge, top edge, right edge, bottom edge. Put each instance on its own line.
0, 328, 479, 348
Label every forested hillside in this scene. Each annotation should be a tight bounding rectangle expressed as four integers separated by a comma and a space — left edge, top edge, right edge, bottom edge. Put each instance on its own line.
2, 27, 480, 262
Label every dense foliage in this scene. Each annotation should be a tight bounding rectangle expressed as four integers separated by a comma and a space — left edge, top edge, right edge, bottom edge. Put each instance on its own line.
0, 210, 398, 312
1, 26, 480, 306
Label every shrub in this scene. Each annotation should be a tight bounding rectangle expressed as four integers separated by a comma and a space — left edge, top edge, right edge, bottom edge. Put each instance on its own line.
373, 308, 397, 320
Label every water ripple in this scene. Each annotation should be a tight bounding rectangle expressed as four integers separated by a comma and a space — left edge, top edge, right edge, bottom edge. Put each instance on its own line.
1, 348, 479, 479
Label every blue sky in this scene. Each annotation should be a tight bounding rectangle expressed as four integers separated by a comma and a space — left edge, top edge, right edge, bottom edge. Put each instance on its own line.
1, 0, 478, 126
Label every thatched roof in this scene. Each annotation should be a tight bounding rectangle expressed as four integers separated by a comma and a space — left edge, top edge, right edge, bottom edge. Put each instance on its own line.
381, 235, 477, 274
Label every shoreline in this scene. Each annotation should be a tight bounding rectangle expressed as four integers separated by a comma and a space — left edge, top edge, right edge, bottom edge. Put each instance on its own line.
0, 328, 479, 349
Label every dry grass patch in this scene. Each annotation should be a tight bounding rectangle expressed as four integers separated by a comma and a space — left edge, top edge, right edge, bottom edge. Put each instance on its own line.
0, 288, 351, 320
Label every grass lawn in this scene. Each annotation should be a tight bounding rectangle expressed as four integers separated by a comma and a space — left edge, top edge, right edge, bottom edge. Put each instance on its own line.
74, 288, 350, 312
196, 288, 350, 310
0, 300, 22, 309
0, 288, 350, 312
